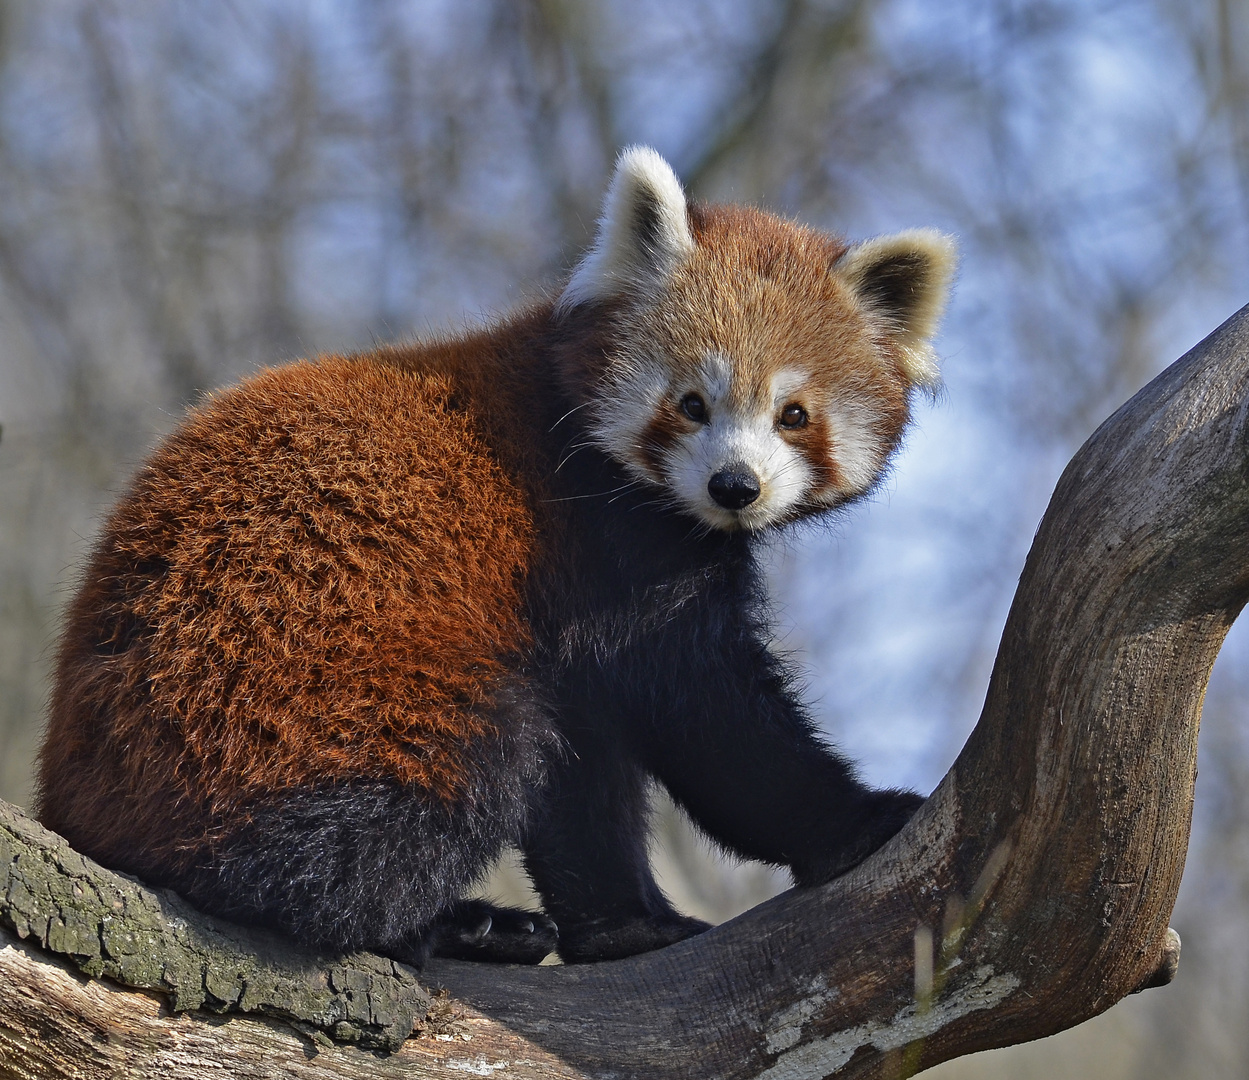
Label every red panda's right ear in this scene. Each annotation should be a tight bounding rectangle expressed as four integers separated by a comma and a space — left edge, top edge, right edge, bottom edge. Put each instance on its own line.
557, 146, 695, 315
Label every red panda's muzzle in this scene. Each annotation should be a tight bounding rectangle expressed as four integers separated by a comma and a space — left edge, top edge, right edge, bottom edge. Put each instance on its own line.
707, 465, 761, 510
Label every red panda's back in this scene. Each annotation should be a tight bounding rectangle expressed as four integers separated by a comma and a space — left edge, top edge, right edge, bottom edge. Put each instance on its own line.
38, 354, 536, 875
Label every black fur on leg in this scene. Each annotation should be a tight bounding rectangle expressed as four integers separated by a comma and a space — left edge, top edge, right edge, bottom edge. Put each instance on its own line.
556, 911, 711, 965
167, 694, 558, 967
171, 780, 522, 965
788, 789, 925, 886
425, 899, 558, 964
520, 725, 707, 963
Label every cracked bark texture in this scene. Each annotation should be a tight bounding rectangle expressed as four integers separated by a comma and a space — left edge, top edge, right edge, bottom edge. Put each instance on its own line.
0, 800, 431, 1053
3, 303, 1247, 1079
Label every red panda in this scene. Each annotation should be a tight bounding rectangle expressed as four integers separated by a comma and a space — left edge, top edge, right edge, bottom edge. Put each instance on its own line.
37, 147, 956, 966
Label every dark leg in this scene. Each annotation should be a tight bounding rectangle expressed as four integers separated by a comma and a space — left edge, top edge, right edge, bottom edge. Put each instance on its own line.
522, 744, 708, 964
172, 777, 552, 968
170, 685, 562, 966
636, 635, 922, 885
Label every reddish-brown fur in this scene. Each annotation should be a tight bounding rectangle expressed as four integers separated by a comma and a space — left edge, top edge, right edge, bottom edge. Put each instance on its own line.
39, 342, 550, 874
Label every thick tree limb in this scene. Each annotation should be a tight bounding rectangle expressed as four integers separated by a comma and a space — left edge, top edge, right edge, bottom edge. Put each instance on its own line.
4, 304, 1248, 1079
0, 803, 430, 1051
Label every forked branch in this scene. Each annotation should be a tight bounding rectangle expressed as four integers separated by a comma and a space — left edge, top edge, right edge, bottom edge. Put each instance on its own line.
3, 304, 1248, 1079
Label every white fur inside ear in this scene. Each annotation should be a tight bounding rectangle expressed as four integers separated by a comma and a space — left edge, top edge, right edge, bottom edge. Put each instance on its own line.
558, 146, 695, 314
835, 228, 958, 389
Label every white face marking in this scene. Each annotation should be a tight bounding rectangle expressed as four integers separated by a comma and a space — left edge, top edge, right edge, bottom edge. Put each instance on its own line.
593, 352, 894, 531
822, 399, 887, 498
662, 360, 815, 531
593, 352, 671, 469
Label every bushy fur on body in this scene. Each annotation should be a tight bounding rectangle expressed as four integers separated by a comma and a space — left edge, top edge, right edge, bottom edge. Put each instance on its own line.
38, 148, 956, 965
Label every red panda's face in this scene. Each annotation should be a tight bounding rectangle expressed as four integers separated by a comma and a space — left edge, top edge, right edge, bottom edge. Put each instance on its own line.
592, 346, 903, 532
588, 218, 914, 531
559, 148, 957, 533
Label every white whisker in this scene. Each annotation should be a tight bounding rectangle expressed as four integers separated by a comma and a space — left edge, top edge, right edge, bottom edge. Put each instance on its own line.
554, 440, 597, 473
549, 400, 593, 432
542, 479, 645, 504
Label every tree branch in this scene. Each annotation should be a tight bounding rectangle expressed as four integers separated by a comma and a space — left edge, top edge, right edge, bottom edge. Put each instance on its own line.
0, 801, 430, 1052
4, 303, 1248, 1078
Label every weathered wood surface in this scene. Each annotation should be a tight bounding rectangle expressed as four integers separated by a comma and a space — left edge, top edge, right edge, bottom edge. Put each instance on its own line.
0, 802, 429, 1052
3, 302, 1247, 1079
0, 927, 579, 1079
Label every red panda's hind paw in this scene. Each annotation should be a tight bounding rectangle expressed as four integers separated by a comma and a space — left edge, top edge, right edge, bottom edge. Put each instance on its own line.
426, 899, 558, 964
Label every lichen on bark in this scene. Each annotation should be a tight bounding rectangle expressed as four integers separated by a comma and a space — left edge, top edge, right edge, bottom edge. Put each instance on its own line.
0, 798, 430, 1052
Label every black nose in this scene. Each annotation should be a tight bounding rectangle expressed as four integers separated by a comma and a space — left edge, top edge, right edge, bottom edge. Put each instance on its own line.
708, 466, 761, 510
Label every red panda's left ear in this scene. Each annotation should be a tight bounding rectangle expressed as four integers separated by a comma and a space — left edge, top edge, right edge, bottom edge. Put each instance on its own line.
558, 146, 695, 315
834, 229, 958, 390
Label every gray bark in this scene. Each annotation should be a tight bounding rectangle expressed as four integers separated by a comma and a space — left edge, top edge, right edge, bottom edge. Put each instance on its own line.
0, 801, 430, 1052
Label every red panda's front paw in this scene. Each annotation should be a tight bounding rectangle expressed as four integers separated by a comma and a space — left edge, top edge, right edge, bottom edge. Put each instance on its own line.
791, 789, 926, 887
862, 789, 926, 845
557, 912, 712, 964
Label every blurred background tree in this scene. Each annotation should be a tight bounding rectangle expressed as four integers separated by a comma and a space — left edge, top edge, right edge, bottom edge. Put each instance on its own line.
0, 0, 1246, 1074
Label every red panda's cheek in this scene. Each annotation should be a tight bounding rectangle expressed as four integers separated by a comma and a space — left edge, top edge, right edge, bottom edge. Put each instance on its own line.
783, 413, 839, 495
590, 359, 676, 476
635, 406, 689, 482
821, 401, 891, 497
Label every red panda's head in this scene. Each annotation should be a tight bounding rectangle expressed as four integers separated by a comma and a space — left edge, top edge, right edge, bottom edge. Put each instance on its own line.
557, 147, 957, 532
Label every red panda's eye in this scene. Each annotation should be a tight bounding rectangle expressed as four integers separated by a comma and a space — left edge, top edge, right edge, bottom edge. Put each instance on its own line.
779, 403, 808, 429
680, 393, 707, 422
